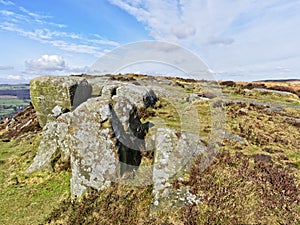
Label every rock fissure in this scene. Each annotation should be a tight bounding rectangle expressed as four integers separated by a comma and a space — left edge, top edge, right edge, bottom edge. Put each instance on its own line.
27, 75, 207, 209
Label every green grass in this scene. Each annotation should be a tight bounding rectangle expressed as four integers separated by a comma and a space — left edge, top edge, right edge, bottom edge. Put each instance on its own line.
222, 85, 300, 106
0, 134, 71, 225
0, 98, 30, 106
0, 77, 299, 224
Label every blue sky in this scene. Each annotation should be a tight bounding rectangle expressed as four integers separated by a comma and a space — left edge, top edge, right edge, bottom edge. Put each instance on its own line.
0, 0, 299, 83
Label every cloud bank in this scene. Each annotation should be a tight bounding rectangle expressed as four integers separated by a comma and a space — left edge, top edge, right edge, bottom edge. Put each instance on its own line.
109, 0, 300, 80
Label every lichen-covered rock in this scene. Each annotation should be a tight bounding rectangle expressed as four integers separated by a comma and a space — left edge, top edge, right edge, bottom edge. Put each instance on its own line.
143, 89, 158, 108
151, 128, 205, 209
26, 120, 70, 173
69, 97, 117, 197
28, 76, 209, 204
30, 76, 92, 127
102, 84, 120, 97
116, 83, 153, 108
27, 93, 150, 198
27, 97, 118, 198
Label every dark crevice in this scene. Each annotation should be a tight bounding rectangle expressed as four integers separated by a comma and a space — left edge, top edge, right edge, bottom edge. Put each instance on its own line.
111, 87, 117, 96
70, 80, 93, 109
109, 103, 150, 176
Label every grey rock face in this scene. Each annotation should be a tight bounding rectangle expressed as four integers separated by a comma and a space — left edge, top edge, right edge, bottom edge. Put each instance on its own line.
116, 84, 155, 108
253, 88, 298, 97
151, 128, 205, 208
68, 98, 117, 197
27, 93, 149, 198
51, 105, 64, 117
27, 97, 118, 198
28, 76, 212, 204
26, 120, 70, 173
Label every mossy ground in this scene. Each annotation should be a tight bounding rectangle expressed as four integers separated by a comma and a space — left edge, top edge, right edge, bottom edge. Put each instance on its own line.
0, 76, 299, 224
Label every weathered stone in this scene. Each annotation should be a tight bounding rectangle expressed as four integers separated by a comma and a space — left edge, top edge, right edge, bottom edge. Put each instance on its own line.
27, 97, 118, 198
68, 97, 117, 197
27, 76, 211, 204
186, 93, 210, 102
51, 105, 64, 117
151, 128, 205, 209
253, 88, 299, 98
102, 84, 119, 97
26, 120, 70, 173
87, 76, 112, 96
116, 84, 152, 108
110, 96, 147, 175
217, 129, 248, 146
27, 92, 151, 198
30, 76, 92, 127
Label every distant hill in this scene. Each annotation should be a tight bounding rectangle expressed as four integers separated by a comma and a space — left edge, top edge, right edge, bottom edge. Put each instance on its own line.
254, 79, 300, 82
0, 89, 30, 99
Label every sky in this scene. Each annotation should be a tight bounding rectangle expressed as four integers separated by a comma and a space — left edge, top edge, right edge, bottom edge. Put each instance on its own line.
0, 0, 299, 83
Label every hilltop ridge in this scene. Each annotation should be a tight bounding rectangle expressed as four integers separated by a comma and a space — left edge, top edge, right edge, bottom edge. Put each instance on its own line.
0, 74, 299, 225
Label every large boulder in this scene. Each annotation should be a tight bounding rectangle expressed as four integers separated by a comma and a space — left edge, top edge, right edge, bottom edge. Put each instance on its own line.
30, 76, 92, 127
27, 97, 118, 197
116, 84, 157, 108
27, 94, 148, 198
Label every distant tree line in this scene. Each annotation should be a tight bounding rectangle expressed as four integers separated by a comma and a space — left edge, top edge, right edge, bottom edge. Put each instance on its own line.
0, 89, 30, 99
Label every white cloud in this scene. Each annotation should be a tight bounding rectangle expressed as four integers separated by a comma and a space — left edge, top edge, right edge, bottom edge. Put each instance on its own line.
18, 6, 50, 20
0, 0, 14, 6
7, 75, 21, 80
49, 40, 103, 57
0, 10, 14, 16
24, 55, 95, 76
109, 0, 300, 80
108, 0, 249, 43
0, 3, 119, 57
0, 74, 31, 84
171, 25, 196, 39
25, 55, 66, 73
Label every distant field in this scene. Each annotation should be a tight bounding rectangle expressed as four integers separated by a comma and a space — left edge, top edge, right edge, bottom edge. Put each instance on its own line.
0, 84, 29, 90
0, 98, 29, 105
0, 84, 30, 119
0, 98, 30, 117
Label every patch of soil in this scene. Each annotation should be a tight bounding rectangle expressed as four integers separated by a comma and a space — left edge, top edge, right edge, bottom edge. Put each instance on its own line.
0, 103, 41, 140
111, 75, 136, 82
243, 83, 267, 89
219, 80, 236, 87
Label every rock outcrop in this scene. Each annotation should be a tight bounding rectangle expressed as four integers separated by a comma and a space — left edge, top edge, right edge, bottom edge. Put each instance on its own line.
27, 75, 215, 208
30, 76, 92, 127
27, 95, 149, 197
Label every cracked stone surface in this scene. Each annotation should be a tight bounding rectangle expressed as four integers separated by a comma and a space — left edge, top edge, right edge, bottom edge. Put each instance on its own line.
27, 76, 209, 203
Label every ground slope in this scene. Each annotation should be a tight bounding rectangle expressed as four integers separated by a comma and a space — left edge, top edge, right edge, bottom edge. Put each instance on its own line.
0, 75, 299, 224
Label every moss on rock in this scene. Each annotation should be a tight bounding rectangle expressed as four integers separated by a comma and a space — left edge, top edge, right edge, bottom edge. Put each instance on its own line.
30, 76, 92, 127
